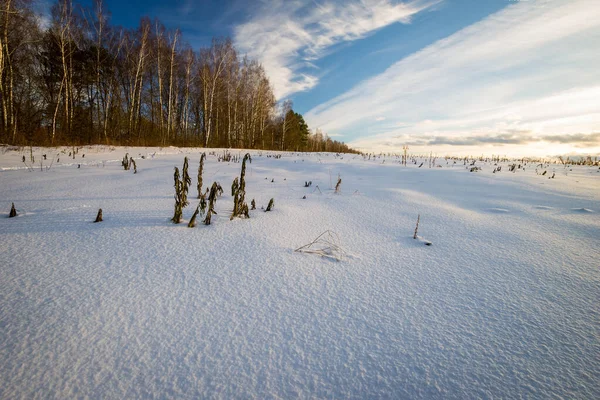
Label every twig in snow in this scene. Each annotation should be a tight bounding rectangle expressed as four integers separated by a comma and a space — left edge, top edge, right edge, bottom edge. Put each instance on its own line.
21, 159, 34, 172
413, 214, 432, 245
46, 155, 56, 171
334, 176, 342, 193
413, 214, 420, 239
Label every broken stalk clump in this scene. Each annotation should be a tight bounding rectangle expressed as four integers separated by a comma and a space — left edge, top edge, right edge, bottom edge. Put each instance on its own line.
122, 153, 130, 170
230, 153, 252, 220
171, 167, 183, 223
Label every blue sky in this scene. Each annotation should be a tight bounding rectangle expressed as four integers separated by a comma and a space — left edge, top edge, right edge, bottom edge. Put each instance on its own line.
88, 0, 599, 156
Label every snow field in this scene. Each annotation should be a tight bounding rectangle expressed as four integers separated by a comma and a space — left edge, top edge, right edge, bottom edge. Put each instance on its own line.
1, 147, 599, 398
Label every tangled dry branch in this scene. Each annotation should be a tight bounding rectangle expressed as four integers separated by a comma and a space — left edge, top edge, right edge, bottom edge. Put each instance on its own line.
294, 230, 345, 261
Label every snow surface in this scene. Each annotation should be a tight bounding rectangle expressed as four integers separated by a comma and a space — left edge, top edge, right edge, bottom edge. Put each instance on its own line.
1, 146, 599, 399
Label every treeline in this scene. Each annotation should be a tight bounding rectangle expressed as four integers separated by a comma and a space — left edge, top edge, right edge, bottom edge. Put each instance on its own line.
0, 0, 357, 153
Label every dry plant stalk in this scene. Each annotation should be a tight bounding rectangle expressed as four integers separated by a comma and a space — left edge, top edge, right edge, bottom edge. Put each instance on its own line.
171, 167, 183, 223
9, 203, 17, 218
94, 208, 103, 223
231, 153, 251, 220
204, 182, 220, 225
197, 153, 206, 199
182, 157, 191, 206
187, 198, 205, 228
295, 230, 345, 261
265, 198, 274, 212
413, 214, 420, 239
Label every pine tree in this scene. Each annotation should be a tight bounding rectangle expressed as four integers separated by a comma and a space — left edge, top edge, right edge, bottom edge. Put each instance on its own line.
296, 113, 309, 151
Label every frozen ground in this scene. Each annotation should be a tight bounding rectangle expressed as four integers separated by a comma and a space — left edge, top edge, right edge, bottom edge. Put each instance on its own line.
1, 146, 599, 399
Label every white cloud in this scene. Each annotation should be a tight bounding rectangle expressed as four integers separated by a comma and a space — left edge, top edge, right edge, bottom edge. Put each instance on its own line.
304, 0, 600, 156
33, 0, 52, 29
234, 0, 439, 99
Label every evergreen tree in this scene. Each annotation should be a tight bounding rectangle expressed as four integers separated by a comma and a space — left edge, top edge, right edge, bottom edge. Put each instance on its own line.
296, 113, 309, 151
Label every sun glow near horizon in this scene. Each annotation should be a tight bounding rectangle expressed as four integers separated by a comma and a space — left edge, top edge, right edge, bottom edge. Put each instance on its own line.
351, 141, 600, 160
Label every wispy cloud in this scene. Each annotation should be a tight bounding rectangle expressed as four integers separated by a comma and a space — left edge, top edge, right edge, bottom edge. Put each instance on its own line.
304, 0, 600, 155
233, 0, 439, 99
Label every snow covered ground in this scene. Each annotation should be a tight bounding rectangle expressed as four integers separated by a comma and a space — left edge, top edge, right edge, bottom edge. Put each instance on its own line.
1, 146, 599, 399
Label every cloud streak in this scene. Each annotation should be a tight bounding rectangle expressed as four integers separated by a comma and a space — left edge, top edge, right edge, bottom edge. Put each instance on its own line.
233, 0, 439, 99
304, 0, 600, 155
